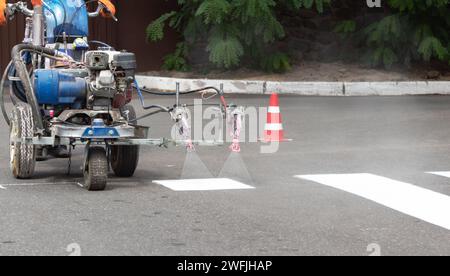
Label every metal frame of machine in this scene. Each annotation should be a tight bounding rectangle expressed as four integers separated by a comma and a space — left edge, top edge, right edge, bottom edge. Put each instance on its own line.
0, 0, 244, 191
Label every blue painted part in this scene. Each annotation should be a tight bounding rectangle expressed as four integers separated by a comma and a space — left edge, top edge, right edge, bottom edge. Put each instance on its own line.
34, 69, 86, 107
73, 38, 90, 50
92, 118, 106, 128
134, 80, 146, 107
44, 0, 89, 43
82, 127, 120, 139
23, 53, 32, 64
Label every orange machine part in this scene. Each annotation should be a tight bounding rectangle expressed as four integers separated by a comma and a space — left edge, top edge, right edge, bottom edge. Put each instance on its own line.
0, 0, 6, 26
31, 0, 43, 6
98, 0, 116, 18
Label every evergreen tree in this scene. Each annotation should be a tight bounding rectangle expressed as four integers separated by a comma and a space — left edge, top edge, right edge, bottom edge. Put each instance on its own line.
335, 0, 450, 68
147, 0, 329, 72
148, 0, 449, 71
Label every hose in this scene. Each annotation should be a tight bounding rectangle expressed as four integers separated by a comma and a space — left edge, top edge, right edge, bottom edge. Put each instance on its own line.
11, 44, 61, 130
128, 109, 167, 123
0, 61, 13, 126
9, 51, 74, 104
137, 85, 221, 97
133, 80, 171, 112
135, 83, 228, 113
0, 62, 25, 127
89, 40, 114, 50
9, 56, 32, 103
10, 68, 28, 102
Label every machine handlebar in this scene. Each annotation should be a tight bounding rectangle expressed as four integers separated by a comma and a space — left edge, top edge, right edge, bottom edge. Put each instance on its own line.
0, 0, 118, 25
88, 0, 117, 21
31, 0, 42, 6
98, 0, 116, 20
0, 0, 7, 26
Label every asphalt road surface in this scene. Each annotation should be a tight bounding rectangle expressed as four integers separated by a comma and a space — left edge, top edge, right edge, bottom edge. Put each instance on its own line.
1, 94, 450, 256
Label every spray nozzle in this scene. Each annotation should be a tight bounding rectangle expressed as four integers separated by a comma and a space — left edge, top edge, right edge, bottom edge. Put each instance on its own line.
171, 106, 195, 152
227, 106, 245, 153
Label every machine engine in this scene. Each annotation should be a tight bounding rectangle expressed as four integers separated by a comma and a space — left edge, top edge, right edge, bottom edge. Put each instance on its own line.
34, 50, 137, 111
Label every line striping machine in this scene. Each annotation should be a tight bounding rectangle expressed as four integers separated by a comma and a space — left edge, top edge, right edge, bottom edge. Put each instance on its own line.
0, 0, 244, 191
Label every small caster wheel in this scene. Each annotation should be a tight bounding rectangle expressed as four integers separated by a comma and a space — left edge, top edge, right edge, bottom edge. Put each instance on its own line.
36, 146, 48, 162
83, 147, 108, 191
111, 105, 140, 177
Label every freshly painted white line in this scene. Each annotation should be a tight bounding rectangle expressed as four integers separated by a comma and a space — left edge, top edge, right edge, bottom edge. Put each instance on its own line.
427, 171, 450, 178
154, 178, 255, 192
1, 182, 78, 187
295, 173, 450, 230
0, 185, 6, 190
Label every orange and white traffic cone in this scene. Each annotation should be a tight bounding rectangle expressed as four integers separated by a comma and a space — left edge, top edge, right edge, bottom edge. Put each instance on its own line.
264, 93, 286, 142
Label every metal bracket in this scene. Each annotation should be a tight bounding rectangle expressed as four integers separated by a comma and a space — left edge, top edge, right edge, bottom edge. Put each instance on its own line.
82, 141, 91, 174
12, 137, 224, 148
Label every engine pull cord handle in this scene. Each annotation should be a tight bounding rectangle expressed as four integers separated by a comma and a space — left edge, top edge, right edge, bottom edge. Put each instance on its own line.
0, 0, 7, 26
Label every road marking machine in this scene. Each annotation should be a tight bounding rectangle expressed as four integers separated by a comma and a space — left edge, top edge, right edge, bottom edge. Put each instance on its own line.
0, 0, 244, 190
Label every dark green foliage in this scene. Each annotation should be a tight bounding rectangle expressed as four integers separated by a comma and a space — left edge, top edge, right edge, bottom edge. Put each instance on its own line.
147, 0, 329, 72
149, 0, 449, 72
334, 20, 356, 38
146, 11, 177, 42
260, 52, 292, 73
280, 0, 330, 13
162, 42, 189, 71
335, 0, 450, 68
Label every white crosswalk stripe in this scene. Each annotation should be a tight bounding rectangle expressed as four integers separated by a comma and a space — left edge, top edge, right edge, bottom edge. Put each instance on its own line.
295, 173, 450, 231
154, 178, 255, 191
427, 171, 450, 178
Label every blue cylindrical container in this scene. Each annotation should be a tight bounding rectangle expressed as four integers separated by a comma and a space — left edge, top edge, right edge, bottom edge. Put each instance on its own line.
43, 0, 89, 43
34, 69, 87, 108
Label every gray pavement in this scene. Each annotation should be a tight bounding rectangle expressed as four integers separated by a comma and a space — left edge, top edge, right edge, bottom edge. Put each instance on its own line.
1, 94, 450, 256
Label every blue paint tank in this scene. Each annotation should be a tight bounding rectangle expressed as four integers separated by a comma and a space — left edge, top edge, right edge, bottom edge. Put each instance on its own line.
34, 69, 87, 108
44, 0, 89, 43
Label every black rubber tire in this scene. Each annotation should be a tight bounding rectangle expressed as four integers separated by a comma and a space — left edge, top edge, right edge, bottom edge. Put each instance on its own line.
110, 105, 140, 177
84, 147, 108, 191
10, 102, 36, 179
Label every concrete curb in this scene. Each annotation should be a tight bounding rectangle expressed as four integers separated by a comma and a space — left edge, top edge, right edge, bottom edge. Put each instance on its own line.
135, 75, 450, 96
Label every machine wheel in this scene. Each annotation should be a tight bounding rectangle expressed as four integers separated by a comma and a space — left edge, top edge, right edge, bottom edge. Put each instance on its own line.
84, 147, 108, 191
110, 105, 140, 177
10, 102, 36, 179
